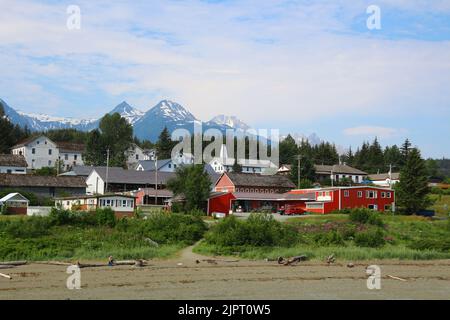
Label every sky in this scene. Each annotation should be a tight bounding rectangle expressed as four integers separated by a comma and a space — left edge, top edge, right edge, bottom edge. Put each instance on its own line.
0, 0, 449, 158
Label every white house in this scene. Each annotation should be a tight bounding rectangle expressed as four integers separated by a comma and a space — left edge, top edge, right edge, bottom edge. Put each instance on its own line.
207, 144, 277, 174
55, 194, 136, 217
126, 144, 157, 167
11, 135, 84, 170
315, 164, 368, 184
135, 152, 194, 172
368, 172, 400, 187
0, 154, 27, 174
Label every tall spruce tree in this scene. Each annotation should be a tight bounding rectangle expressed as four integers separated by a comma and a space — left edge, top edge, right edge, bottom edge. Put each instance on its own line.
156, 127, 175, 159
279, 134, 298, 165
396, 148, 432, 214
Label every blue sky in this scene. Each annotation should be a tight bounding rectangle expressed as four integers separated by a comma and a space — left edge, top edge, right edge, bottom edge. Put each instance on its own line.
0, 0, 449, 158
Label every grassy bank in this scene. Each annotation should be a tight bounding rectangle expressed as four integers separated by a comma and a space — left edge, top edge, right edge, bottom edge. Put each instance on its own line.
194, 211, 450, 261
429, 194, 450, 217
0, 210, 207, 261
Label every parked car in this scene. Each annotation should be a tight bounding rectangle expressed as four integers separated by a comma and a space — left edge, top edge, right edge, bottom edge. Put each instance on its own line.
278, 204, 305, 215
286, 204, 305, 215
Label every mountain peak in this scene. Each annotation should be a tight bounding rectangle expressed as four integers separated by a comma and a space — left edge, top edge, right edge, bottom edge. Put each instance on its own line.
108, 101, 144, 124
208, 114, 250, 130
149, 100, 197, 122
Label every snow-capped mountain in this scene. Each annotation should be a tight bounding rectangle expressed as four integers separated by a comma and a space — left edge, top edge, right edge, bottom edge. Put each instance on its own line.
1, 98, 252, 142
207, 114, 250, 131
108, 101, 144, 125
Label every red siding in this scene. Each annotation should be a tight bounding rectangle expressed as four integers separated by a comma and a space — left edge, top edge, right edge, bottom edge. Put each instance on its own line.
215, 174, 236, 192
208, 193, 236, 215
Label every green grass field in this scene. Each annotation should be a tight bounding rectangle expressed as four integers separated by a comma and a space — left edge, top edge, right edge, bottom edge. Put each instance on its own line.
429, 194, 450, 217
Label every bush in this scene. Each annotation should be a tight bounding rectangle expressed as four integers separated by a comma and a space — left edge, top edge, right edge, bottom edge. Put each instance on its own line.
204, 213, 299, 248
0, 217, 51, 238
354, 228, 386, 248
94, 208, 116, 227
349, 208, 384, 227
408, 238, 450, 252
128, 213, 207, 245
313, 230, 346, 246
48, 208, 73, 226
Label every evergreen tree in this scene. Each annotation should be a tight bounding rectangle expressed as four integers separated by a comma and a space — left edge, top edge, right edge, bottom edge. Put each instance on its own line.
396, 148, 432, 214
400, 139, 412, 166
0, 104, 30, 153
290, 155, 316, 188
84, 129, 104, 165
367, 137, 384, 173
384, 145, 402, 168
156, 127, 175, 159
313, 142, 339, 165
279, 134, 298, 165
341, 147, 354, 166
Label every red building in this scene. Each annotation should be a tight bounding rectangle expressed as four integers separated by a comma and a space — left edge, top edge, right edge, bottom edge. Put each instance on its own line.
207, 186, 395, 215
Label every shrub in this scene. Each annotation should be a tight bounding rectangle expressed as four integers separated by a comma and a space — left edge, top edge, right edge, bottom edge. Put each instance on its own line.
0, 217, 51, 238
48, 208, 73, 226
130, 213, 207, 245
349, 208, 384, 227
354, 228, 386, 248
94, 208, 116, 227
205, 213, 299, 248
408, 238, 450, 252
313, 230, 346, 246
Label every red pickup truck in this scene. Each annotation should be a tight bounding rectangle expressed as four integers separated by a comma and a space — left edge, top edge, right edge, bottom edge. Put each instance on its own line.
278, 204, 305, 215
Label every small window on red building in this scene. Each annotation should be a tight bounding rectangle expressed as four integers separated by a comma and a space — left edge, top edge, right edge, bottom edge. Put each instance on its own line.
357, 191, 363, 198
344, 190, 349, 197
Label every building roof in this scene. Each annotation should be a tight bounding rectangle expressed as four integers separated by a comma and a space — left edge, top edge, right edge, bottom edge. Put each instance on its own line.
224, 172, 296, 189
11, 134, 47, 148
0, 154, 28, 167
0, 192, 29, 203
315, 164, 367, 175
59, 165, 123, 177
56, 142, 85, 153
92, 167, 176, 185
368, 172, 400, 181
135, 188, 174, 197
0, 174, 87, 188
136, 159, 172, 171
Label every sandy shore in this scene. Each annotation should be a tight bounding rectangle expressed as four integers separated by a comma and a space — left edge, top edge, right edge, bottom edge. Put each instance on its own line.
1, 248, 449, 300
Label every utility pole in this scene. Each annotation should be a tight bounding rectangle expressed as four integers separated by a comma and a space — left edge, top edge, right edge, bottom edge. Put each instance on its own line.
331, 169, 334, 187
105, 148, 110, 194
296, 155, 301, 189
388, 163, 392, 189
155, 155, 158, 205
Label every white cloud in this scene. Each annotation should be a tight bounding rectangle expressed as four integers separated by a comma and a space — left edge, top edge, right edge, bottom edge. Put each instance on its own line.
0, 0, 449, 125
343, 126, 406, 138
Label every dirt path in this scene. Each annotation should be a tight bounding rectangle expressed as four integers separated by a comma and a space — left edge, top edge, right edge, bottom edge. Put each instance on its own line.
1, 257, 449, 300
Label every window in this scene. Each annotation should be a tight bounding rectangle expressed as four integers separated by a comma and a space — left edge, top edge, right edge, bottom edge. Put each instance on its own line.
74, 154, 78, 160
357, 191, 363, 198
174, 164, 177, 168
381, 192, 386, 198
384, 205, 391, 211
168, 164, 171, 168
355, 176, 359, 183
368, 204, 375, 210
7, 169, 12, 174
64, 154, 68, 160
19, 151, 23, 155
37, 141, 40, 144
44, 140, 47, 145
366, 190, 377, 199
135, 154, 139, 160
48, 160, 52, 166
387, 192, 391, 198
32, 148, 36, 154
48, 149, 52, 155
122, 200, 127, 207
344, 190, 349, 197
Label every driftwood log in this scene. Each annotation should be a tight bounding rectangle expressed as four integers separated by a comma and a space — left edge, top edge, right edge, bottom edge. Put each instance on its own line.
278, 255, 308, 266
0, 265, 15, 270
0, 261, 27, 266
0, 272, 11, 279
